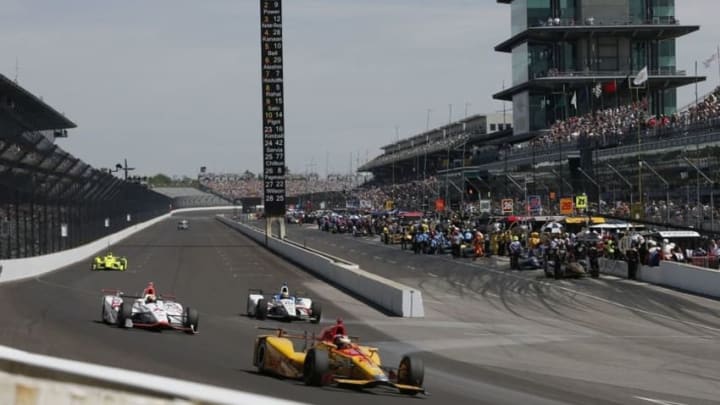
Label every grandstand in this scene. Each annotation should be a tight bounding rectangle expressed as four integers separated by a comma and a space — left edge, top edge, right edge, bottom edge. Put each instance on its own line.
152, 187, 230, 208
342, 3, 720, 234
0, 73, 171, 259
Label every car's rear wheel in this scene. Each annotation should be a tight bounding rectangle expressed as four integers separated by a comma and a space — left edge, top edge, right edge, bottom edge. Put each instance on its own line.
256, 299, 268, 320
303, 348, 329, 386
184, 307, 199, 334
310, 302, 322, 324
397, 355, 424, 395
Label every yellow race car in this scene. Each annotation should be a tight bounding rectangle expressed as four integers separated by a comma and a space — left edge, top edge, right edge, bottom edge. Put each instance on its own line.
252, 319, 425, 396
91, 252, 128, 271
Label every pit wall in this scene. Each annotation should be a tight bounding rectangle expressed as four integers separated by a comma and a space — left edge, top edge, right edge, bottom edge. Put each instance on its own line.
599, 258, 720, 298
216, 216, 424, 318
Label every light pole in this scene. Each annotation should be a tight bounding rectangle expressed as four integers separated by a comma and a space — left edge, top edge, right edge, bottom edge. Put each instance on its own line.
426, 108, 432, 131
640, 160, 670, 225
506, 174, 526, 215
684, 156, 715, 232
607, 163, 633, 209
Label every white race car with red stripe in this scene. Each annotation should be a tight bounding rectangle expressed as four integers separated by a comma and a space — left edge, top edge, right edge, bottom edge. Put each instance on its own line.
101, 282, 199, 334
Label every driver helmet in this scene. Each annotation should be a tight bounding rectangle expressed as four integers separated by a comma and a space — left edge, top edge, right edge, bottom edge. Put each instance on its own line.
334, 334, 351, 349
280, 283, 290, 299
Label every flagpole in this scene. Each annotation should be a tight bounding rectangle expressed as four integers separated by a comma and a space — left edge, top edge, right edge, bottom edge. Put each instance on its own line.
717, 44, 720, 86
696, 60, 699, 107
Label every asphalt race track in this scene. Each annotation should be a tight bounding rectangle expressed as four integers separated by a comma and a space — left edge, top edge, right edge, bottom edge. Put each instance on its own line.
0, 212, 717, 405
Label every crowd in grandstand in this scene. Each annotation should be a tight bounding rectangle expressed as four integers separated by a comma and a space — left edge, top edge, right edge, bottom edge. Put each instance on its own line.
534, 86, 720, 148
199, 173, 363, 199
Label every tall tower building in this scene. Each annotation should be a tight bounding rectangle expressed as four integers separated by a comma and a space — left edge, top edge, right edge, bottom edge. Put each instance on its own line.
493, 0, 704, 137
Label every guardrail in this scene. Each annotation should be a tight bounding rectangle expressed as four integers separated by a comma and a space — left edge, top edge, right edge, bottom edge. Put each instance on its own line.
216, 216, 424, 318
0, 344, 306, 405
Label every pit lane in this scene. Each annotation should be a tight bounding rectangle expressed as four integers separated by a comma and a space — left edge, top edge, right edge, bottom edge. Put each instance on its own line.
0, 212, 717, 405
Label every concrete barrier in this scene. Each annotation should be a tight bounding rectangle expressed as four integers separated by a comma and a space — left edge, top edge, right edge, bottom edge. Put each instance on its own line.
0, 214, 169, 283
0, 206, 237, 284
217, 216, 424, 317
599, 257, 720, 298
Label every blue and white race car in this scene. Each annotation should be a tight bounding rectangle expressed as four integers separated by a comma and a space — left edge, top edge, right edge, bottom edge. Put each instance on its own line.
246, 283, 321, 323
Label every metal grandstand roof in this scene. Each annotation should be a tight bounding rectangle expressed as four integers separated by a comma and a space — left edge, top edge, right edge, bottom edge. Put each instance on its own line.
0, 73, 76, 131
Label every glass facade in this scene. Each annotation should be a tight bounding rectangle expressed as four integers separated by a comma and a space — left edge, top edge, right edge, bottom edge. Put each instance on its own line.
629, 0, 645, 24
527, 0, 551, 26
511, 0, 528, 36
559, 0, 577, 21
657, 39, 676, 73
651, 0, 675, 22
528, 44, 552, 79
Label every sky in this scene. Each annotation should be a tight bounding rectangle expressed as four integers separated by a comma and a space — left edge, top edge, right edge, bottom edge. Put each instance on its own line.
0, 0, 718, 178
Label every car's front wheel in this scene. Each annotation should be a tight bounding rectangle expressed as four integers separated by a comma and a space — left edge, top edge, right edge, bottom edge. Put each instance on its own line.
255, 340, 268, 374
184, 307, 199, 334
397, 355, 424, 395
303, 348, 329, 386
117, 302, 133, 328
310, 302, 322, 324
256, 299, 268, 320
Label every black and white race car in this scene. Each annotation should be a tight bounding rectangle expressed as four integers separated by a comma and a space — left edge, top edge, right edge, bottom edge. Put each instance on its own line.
101, 282, 199, 334
246, 283, 321, 323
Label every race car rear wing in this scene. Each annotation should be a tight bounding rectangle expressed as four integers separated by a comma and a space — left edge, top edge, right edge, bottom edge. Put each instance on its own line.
100, 289, 174, 300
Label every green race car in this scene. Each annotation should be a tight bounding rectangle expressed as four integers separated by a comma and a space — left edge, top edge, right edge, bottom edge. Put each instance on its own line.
91, 252, 128, 271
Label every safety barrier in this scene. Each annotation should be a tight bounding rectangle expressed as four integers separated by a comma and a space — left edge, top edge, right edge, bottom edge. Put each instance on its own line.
0, 344, 305, 405
0, 206, 235, 283
216, 216, 424, 317
599, 257, 720, 298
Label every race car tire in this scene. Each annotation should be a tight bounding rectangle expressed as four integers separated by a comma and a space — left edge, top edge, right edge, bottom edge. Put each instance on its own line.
184, 307, 199, 334
256, 299, 268, 320
117, 302, 133, 328
397, 355, 424, 395
303, 348, 329, 386
255, 340, 268, 374
101, 302, 106, 323
310, 302, 322, 324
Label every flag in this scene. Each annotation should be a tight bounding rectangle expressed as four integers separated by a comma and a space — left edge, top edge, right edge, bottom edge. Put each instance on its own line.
602, 80, 617, 94
633, 66, 648, 86
703, 53, 717, 69
570, 91, 577, 108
